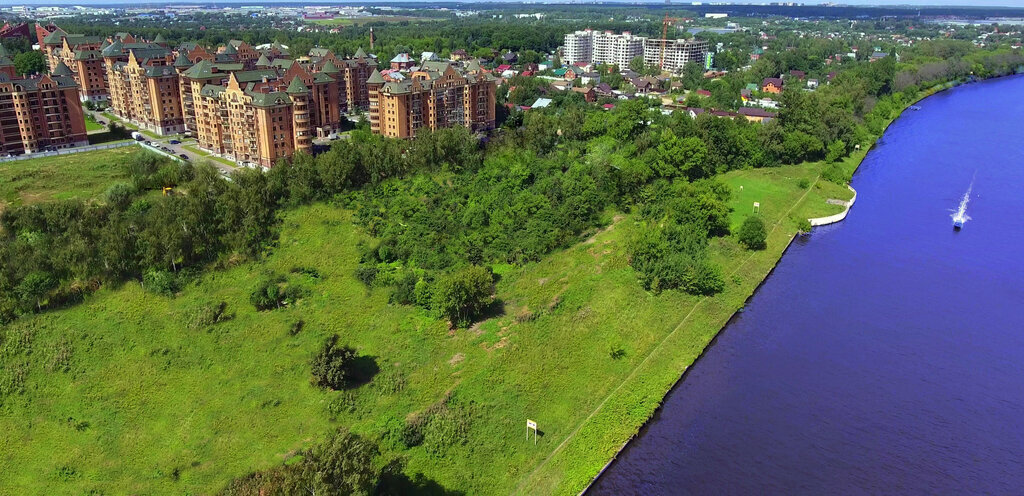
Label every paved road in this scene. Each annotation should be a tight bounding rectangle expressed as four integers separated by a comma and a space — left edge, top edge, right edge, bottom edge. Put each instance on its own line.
86, 110, 239, 176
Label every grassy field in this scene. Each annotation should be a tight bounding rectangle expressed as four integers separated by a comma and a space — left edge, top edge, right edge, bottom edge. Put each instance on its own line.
0, 147, 137, 211
0, 158, 852, 494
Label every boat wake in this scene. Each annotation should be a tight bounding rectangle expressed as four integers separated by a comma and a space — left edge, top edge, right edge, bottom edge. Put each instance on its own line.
950, 175, 973, 230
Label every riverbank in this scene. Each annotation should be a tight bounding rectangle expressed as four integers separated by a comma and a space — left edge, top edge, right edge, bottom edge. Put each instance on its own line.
586, 70, 1024, 495
555, 76, 1006, 496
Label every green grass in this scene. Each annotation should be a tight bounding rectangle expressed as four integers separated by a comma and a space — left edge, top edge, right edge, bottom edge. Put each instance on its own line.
0, 147, 137, 211
84, 116, 106, 132
0, 159, 851, 494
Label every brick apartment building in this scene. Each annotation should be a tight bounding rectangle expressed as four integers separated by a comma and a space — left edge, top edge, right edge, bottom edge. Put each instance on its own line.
368, 61, 497, 138
0, 56, 88, 155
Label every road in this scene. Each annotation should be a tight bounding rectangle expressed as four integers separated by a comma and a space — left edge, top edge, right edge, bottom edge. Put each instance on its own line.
86, 110, 239, 176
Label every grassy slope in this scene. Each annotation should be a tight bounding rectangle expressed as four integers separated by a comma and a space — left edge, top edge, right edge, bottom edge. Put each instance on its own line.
0, 147, 136, 210
0, 159, 848, 494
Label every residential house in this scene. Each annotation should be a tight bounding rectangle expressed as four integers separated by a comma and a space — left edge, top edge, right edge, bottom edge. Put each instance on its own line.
762, 77, 783, 94
737, 106, 776, 123
572, 86, 596, 103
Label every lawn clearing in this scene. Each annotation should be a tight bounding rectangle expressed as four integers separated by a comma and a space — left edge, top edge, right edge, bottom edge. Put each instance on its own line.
0, 147, 137, 210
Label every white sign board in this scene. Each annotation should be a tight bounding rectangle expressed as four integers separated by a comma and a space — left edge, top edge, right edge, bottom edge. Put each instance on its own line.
527, 419, 538, 444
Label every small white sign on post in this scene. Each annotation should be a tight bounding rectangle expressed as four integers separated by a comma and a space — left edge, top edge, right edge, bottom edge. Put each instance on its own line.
753, 201, 761, 214
527, 419, 538, 444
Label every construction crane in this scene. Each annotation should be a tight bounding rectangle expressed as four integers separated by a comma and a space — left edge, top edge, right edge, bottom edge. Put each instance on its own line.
660, 14, 681, 72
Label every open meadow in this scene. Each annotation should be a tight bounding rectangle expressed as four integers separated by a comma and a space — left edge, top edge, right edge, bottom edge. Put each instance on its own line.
0, 147, 137, 212
0, 152, 845, 494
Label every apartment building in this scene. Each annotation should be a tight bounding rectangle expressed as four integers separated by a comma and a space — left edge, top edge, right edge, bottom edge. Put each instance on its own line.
563, 30, 644, 68
642, 38, 711, 73
0, 67, 88, 155
341, 47, 377, 113
42, 31, 108, 102
190, 62, 342, 167
367, 61, 496, 138
105, 48, 185, 135
563, 29, 709, 73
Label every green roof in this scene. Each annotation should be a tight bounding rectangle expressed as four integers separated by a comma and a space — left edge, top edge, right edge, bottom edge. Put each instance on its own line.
101, 39, 122, 57
0, 55, 12, 67
286, 76, 308, 94
0, 45, 8, 59
255, 53, 271, 66
199, 84, 225, 98
309, 47, 331, 57
72, 50, 101, 61
234, 69, 279, 83
312, 72, 334, 83
221, 43, 237, 55
321, 60, 339, 73
174, 52, 192, 67
465, 59, 482, 72
248, 91, 291, 108
366, 69, 385, 85
181, 59, 214, 78
51, 60, 73, 76
354, 47, 367, 59
270, 59, 294, 69
43, 30, 65, 44
153, 33, 167, 44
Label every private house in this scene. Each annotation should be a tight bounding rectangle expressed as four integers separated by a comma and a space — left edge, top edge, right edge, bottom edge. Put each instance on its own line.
572, 86, 596, 102
738, 106, 776, 123
762, 77, 783, 94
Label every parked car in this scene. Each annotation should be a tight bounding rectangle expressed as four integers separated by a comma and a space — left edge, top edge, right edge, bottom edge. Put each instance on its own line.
178, 154, 189, 160
169, 139, 181, 144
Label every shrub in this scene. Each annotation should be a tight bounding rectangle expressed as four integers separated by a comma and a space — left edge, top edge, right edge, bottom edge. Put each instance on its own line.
389, 271, 418, 305
628, 222, 724, 295
310, 334, 358, 390
738, 215, 767, 250
431, 265, 493, 327
143, 270, 178, 296
249, 275, 306, 311
354, 265, 378, 287
187, 301, 230, 329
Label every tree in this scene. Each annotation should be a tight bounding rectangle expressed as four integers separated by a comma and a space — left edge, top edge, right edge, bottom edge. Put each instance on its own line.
629, 55, 646, 73
431, 265, 493, 327
18, 271, 55, 311
826, 139, 847, 163
310, 334, 358, 390
737, 215, 767, 250
14, 51, 46, 76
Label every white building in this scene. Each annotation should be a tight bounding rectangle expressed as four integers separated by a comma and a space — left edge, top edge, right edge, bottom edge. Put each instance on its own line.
564, 29, 708, 73
642, 38, 710, 73
563, 30, 645, 68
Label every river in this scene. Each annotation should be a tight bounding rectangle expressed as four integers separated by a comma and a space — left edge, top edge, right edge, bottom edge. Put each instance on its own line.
591, 75, 1024, 494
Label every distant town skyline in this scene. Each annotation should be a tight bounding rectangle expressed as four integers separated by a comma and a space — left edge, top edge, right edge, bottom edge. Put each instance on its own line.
3, 0, 1024, 7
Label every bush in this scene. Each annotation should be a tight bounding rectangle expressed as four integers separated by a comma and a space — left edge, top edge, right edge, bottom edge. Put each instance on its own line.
431, 265, 493, 327
389, 271, 418, 305
249, 275, 306, 311
822, 162, 851, 184
310, 334, 358, 390
143, 270, 178, 296
354, 265, 378, 287
187, 301, 230, 329
738, 215, 767, 250
628, 222, 724, 295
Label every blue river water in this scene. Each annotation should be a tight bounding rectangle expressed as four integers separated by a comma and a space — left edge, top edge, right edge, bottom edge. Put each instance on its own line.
591, 75, 1024, 495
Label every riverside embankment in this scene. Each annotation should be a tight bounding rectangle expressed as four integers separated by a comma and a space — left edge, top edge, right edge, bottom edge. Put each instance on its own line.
590, 74, 1024, 495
